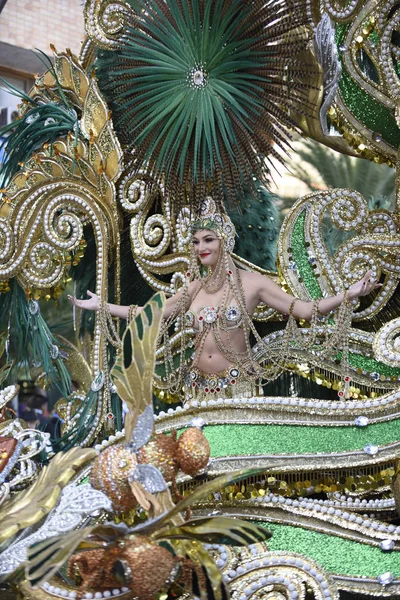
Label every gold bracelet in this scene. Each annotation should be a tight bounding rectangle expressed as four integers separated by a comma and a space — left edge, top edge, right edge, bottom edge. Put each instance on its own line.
288, 298, 297, 317
127, 304, 138, 323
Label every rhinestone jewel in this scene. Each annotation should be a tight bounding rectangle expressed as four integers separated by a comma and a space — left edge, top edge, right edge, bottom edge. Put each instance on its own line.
226, 307, 241, 321
370, 372, 380, 381
91, 371, 105, 392
28, 300, 40, 315
192, 69, 206, 87
49, 344, 59, 360
190, 417, 206, 429
205, 309, 217, 323
354, 416, 369, 427
364, 444, 379, 455
372, 132, 383, 143
25, 112, 39, 124
377, 572, 394, 585
379, 540, 395, 552
185, 312, 194, 326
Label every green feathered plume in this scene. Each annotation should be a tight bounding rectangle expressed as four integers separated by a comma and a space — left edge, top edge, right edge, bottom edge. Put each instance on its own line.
0, 280, 71, 397
96, 0, 314, 210
0, 51, 79, 188
228, 184, 280, 271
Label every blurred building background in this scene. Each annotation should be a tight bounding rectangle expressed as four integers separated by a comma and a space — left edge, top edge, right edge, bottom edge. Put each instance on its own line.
0, 0, 85, 127
0, 0, 86, 355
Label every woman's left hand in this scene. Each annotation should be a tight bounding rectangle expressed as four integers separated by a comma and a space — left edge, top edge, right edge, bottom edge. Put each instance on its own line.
347, 270, 382, 300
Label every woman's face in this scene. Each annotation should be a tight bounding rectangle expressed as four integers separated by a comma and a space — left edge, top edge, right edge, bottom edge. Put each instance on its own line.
192, 230, 221, 269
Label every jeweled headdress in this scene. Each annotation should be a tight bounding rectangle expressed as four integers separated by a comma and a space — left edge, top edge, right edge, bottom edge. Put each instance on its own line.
191, 197, 236, 253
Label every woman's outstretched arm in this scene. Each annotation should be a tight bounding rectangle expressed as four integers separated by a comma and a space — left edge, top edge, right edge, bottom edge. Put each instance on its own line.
253, 270, 381, 320
68, 281, 199, 320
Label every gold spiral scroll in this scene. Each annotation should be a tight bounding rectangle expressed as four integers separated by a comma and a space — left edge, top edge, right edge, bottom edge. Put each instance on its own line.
0, 48, 124, 445
83, 0, 135, 50
279, 188, 400, 321
218, 546, 339, 600
299, 1, 400, 166
120, 171, 190, 294
1, 142, 118, 376
0, 148, 119, 446
373, 318, 400, 368
336, 1, 400, 126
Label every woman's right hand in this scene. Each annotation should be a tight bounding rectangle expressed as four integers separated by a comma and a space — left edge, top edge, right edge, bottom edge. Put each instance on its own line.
67, 290, 100, 311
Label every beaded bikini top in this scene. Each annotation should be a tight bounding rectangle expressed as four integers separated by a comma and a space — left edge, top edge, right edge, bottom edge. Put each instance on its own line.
185, 305, 244, 331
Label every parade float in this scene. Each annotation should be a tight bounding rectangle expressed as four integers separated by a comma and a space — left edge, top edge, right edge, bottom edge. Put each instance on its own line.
0, 1, 400, 599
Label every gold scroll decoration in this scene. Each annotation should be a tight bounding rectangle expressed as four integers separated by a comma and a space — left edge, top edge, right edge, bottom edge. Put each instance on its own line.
0, 50, 124, 444
278, 188, 400, 322
83, 0, 135, 50
121, 171, 190, 295
298, 1, 400, 166
373, 318, 400, 368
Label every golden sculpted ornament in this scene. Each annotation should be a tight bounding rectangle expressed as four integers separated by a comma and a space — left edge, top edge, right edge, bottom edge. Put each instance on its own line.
1, 1, 400, 599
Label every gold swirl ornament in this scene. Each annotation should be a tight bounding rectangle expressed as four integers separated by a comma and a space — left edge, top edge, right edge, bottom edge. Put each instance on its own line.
278, 188, 400, 322
298, 1, 400, 166
83, 0, 134, 50
373, 318, 400, 367
0, 48, 124, 394
0, 48, 122, 293
122, 171, 189, 294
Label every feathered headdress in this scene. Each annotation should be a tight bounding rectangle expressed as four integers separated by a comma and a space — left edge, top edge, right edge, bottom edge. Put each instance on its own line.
96, 0, 315, 212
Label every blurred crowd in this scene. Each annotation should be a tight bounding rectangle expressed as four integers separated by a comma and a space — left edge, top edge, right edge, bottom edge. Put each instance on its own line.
13, 383, 61, 438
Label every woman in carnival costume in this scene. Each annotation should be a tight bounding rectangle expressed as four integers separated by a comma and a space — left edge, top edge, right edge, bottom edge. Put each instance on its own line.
69, 197, 380, 402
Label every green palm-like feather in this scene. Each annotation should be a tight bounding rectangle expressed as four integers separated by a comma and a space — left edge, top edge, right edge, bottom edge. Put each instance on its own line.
0, 50, 79, 188
0, 101, 78, 188
111, 291, 165, 443
96, 0, 314, 210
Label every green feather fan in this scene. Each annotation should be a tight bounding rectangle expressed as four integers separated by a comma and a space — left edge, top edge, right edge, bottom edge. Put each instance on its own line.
229, 184, 280, 271
96, 0, 314, 210
0, 51, 79, 188
0, 281, 71, 397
